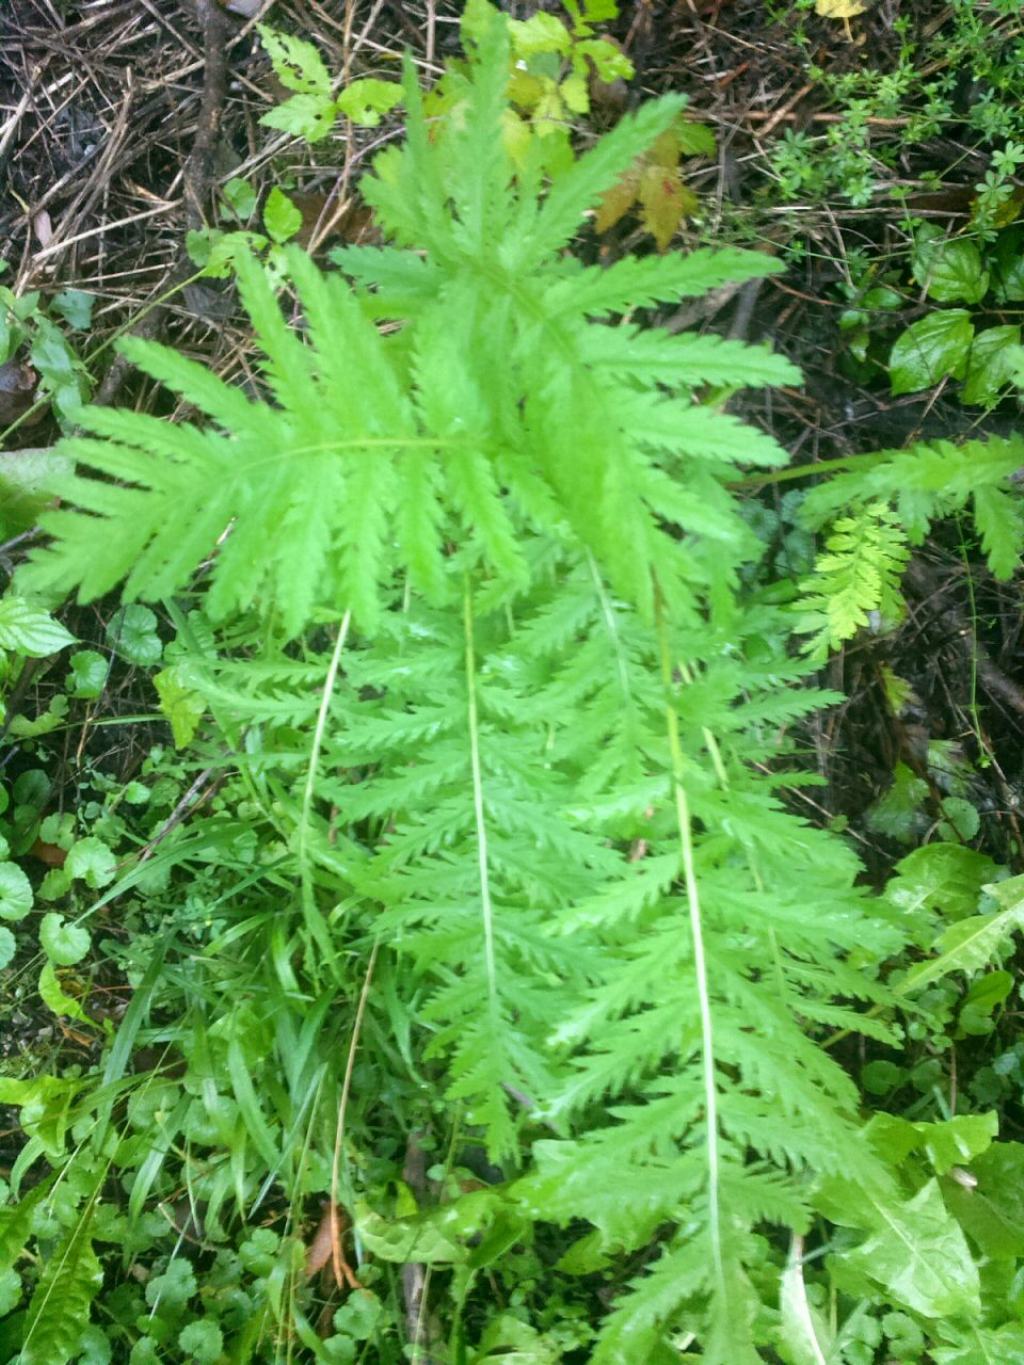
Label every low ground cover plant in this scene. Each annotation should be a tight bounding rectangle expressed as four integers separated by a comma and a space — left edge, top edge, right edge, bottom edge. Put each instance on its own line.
1, 3, 1024, 1362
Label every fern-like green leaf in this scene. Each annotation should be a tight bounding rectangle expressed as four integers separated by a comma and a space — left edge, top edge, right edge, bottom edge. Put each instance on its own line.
21, 1215, 103, 1365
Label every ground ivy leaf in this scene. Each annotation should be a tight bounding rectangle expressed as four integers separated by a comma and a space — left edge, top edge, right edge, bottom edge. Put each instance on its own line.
178, 1320, 223, 1363
105, 604, 162, 666
890, 310, 974, 395
66, 649, 108, 699
0, 927, 15, 969
39, 912, 90, 967
0, 862, 33, 922
65, 836, 116, 889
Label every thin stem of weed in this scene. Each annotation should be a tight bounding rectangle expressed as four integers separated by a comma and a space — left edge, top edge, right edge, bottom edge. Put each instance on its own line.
656, 593, 724, 1293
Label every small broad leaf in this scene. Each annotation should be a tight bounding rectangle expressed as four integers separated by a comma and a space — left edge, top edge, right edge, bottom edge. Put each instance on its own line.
66, 649, 108, 699
637, 163, 696, 253
257, 24, 331, 96
335, 78, 403, 127
50, 290, 94, 331
0, 927, 14, 968
901, 875, 1024, 994
865, 763, 928, 844
0, 1266, 20, 1315
39, 912, 90, 966
865, 1111, 999, 1176
261, 92, 338, 142
886, 843, 996, 929
105, 604, 162, 666
939, 795, 980, 842
840, 1178, 980, 1319
675, 121, 716, 157
0, 597, 75, 657
354, 1202, 466, 1264
943, 1140, 1024, 1258
65, 836, 116, 889
890, 309, 974, 395
178, 1320, 224, 1363
264, 187, 303, 244
508, 12, 571, 55
932, 1323, 1024, 1365
154, 666, 206, 749
916, 1112, 999, 1175
0, 862, 33, 922
962, 325, 1024, 406
38, 961, 90, 1023
913, 237, 989, 304
593, 168, 640, 235
0, 446, 72, 536
222, 176, 257, 220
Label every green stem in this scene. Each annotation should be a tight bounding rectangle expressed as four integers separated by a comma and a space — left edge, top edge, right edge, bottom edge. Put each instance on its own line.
464, 579, 498, 1009
656, 594, 724, 1291
298, 611, 351, 966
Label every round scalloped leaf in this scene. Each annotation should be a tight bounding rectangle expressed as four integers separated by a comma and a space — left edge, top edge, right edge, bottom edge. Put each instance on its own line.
66, 836, 117, 889
0, 862, 33, 922
0, 1266, 21, 1315
178, 1320, 223, 1364
39, 912, 90, 966
66, 649, 108, 700
105, 604, 162, 666
0, 927, 15, 970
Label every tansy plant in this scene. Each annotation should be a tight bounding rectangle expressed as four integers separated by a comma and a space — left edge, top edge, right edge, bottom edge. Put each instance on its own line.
7, 2, 1024, 1359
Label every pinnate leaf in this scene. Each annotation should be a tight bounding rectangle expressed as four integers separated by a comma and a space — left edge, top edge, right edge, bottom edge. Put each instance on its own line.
21, 1219, 103, 1365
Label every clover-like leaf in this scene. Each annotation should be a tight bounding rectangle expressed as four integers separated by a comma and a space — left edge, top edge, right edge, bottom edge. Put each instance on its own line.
39, 912, 91, 966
